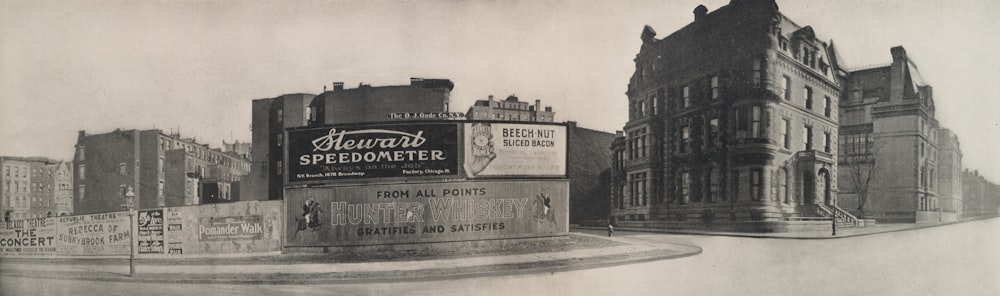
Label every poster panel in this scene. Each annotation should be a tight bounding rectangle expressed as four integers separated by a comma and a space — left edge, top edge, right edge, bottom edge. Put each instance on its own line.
56, 212, 130, 256
464, 123, 566, 177
137, 209, 164, 254
161, 201, 282, 255
284, 180, 569, 247
287, 123, 459, 183
0, 218, 57, 256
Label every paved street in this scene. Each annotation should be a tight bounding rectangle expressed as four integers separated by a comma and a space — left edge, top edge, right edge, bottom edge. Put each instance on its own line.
3, 218, 998, 296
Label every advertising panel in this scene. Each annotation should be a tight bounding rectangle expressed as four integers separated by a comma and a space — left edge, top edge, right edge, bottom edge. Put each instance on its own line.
464, 123, 566, 177
161, 201, 282, 255
284, 180, 569, 247
137, 209, 164, 254
287, 123, 459, 182
56, 212, 130, 256
0, 218, 57, 256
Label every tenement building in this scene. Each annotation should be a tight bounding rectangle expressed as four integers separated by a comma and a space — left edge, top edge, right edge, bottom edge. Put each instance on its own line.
465, 95, 556, 122
73, 129, 251, 214
610, 0, 850, 231
1, 157, 73, 220
243, 78, 454, 201
837, 46, 960, 223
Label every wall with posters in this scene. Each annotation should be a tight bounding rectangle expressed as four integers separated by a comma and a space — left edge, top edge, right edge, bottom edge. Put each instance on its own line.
56, 212, 131, 256
464, 122, 566, 178
157, 200, 282, 256
286, 123, 459, 183
284, 180, 569, 247
1, 218, 57, 257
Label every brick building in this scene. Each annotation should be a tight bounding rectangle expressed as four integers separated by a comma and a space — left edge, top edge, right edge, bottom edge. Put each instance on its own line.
610, 0, 850, 232
836, 46, 958, 223
962, 170, 1000, 219
466, 95, 555, 122
1, 157, 72, 221
243, 78, 454, 201
73, 129, 251, 214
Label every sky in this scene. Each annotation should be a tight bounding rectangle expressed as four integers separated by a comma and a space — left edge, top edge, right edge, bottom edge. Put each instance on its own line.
2, 0, 998, 180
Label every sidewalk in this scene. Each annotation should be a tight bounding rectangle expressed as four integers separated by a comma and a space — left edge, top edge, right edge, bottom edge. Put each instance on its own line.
577, 217, 999, 239
0, 233, 701, 284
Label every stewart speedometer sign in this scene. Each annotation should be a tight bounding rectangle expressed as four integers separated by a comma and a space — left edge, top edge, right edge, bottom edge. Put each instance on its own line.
287, 123, 459, 182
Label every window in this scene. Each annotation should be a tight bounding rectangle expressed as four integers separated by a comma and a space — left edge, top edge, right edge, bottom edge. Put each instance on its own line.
277, 133, 283, 147
824, 132, 832, 153
710, 76, 719, 99
751, 168, 763, 201
782, 76, 791, 100
158, 180, 164, 197
781, 118, 791, 149
629, 173, 648, 207
78, 185, 85, 200
681, 171, 690, 204
78, 165, 85, 180
680, 126, 691, 153
753, 59, 762, 86
77, 146, 85, 161
277, 109, 283, 122
751, 106, 762, 138
804, 87, 813, 109
119, 163, 127, 175
640, 100, 647, 116
260, 161, 267, 176
707, 118, 719, 148
277, 160, 283, 176
824, 96, 832, 117
652, 95, 658, 115
683, 86, 690, 108
804, 125, 813, 151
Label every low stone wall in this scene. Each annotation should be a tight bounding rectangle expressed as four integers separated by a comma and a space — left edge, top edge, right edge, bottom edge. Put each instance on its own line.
613, 220, 832, 233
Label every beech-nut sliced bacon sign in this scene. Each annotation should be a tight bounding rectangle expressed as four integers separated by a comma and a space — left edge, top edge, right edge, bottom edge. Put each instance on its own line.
287, 123, 459, 182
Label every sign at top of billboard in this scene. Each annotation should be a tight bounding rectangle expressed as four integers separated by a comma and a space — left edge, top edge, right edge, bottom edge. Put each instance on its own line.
464, 122, 566, 177
287, 123, 459, 182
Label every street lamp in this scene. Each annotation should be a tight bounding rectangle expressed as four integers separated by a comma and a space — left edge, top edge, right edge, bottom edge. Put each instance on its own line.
123, 185, 136, 277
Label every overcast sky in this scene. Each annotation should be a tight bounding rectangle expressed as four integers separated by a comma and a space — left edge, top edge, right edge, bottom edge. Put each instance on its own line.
2, 0, 998, 180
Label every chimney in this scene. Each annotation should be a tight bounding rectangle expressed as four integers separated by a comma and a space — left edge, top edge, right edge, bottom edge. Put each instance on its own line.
535, 99, 541, 111
545, 106, 552, 112
616, 130, 624, 137
332, 82, 344, 91
488, 95, 494, 102
694, 5, 708, 22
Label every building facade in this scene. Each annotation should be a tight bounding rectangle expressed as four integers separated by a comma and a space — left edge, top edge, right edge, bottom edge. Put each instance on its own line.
610, 0, 848, 231
837, 46, 953, 223
73, 129, 251, 214
1, 157, 72, 221
962, 170, 1000, 219
936, 128, 962, 220
244, 78, 454, 201
466, 95, 555, 122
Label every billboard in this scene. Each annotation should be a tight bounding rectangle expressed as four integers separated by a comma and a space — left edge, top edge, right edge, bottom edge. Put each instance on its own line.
162, 201, 282, 255
464, 123, 566, 177
284, 180, 569, 247
287, 123, 459, 182
0, 218, 57, 256
56, 212, 131, 256
137, 209, 164, 254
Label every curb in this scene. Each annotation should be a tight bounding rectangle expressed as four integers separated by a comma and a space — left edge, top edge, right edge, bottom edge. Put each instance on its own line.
0, 240, 702, 285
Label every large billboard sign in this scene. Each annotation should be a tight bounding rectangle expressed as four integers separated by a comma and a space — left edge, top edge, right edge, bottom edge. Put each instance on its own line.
464, 123, 566, 177
1, 218, 56, 256
56, 212, 131, 256
287, 123, 459, 183
284, 180, 569, 247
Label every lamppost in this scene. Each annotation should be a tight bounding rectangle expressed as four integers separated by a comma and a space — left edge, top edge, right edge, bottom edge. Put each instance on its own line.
123, 185, 136, 277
